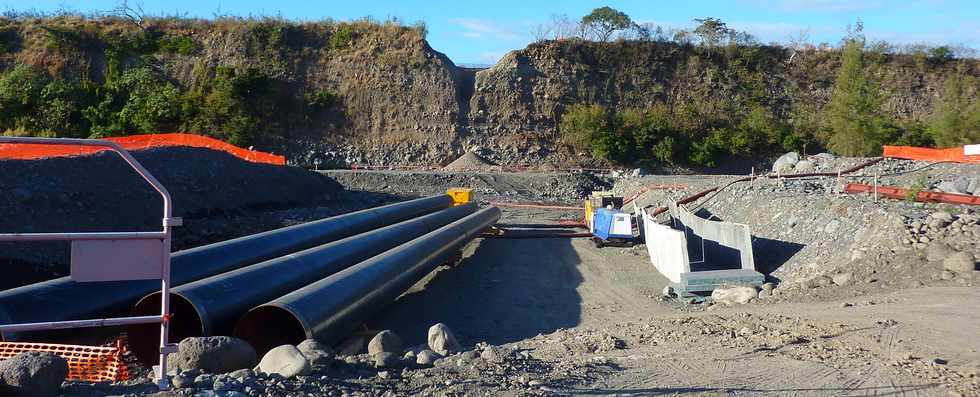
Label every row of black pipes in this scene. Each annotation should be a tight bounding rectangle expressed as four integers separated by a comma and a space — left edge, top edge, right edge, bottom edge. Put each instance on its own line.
0, 195, 500, 364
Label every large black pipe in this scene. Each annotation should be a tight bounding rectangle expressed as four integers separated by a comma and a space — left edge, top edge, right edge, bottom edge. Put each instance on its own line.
0, 195, 453, 341
234, 206, 500, 354
128, 203, 476, 364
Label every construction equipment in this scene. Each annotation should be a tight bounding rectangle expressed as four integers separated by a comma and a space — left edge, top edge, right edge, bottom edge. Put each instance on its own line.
584, 192, 637, 247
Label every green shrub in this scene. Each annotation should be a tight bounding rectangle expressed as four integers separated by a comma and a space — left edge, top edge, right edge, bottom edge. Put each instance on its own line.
84, 66, 181, 136
928, 46, 953, 64
0, 64, 48, 131
39, 79, 95, 137
591, 128, 634, 162
651, 135, 679, 165
158, 35, 200, 55
929, 69, 980, 147
305, 89, 337, 110
330, 25, 354, 50
559, 104, 608, 152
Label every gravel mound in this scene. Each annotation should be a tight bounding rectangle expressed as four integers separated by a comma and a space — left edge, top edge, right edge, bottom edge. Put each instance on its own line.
0, 147, 345, 289
323, 170, 611, 204
442, 151, 495, 172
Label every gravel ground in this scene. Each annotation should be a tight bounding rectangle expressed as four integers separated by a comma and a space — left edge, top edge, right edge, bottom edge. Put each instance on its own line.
0, 147, 398, 291
321, 169, 612, 204
16, 158, 980, 396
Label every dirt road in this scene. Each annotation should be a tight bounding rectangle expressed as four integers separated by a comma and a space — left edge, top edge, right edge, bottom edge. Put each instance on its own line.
370, 207, 979, 396
372, 207, 672, 348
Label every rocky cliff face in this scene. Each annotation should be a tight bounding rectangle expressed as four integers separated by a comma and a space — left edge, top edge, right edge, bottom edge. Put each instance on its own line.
464, 40, 978, 165
3, 19, 976, 167
156, 21, 465, 165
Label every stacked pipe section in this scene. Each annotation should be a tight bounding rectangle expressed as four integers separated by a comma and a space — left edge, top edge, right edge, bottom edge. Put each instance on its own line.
0, 195, 454, 341
234, 206, 501, 355
127, 203, 477, 364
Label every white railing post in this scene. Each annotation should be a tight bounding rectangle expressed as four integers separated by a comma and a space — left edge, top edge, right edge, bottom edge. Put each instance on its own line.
0, 136, 179, 389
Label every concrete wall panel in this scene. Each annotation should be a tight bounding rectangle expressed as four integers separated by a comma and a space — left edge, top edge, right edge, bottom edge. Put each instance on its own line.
642, 209, 689, 283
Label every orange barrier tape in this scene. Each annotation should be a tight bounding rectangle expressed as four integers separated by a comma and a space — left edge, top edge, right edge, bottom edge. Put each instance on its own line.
0, 133, 285, 165
883, 145, 980, 163
0, 341, 131, 382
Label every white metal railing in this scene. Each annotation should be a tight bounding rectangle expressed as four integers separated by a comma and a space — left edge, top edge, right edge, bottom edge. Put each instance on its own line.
0, 136, 180, 389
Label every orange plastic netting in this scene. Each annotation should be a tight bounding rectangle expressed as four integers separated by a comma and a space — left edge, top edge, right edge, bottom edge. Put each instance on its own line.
0, 133, 285, 165
0, 341, 132, 382
883, 145, 980, 163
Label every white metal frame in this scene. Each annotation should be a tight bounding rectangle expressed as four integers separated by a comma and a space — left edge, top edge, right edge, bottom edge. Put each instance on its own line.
0, 137, 179, 389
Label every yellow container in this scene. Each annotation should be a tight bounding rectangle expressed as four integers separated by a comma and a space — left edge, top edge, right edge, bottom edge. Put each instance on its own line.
584, 199, 594, 229
447, 188, 473, 206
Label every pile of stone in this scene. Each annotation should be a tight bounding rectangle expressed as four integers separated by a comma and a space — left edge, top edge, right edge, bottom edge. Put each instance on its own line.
771, 152, 838, 175
936, 175, 980, 196
441, 151, 495, 172
108, 322, 510, 396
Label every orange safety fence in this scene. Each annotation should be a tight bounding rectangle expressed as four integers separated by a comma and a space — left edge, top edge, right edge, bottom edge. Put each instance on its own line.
0, 341, 132, 382
883, 145, 980, 163
0, 133, 285, 165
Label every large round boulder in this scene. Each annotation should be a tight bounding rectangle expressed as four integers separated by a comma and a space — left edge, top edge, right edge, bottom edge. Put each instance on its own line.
175, 336, 257, 374
367, 330, 403, 355
0, 351, 68, 397
427, 323, 462, 356
255, 345, 311, 378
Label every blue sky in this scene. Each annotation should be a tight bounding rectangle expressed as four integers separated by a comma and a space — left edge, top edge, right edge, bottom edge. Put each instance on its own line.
8, 0, 980, 64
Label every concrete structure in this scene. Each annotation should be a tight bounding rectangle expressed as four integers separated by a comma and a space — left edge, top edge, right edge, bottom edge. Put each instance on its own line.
642, 201, 764, 296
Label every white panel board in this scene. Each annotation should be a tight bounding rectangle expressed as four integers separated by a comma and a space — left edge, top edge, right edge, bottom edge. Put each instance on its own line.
71, 239, 164, 282
642, 210, 688, 283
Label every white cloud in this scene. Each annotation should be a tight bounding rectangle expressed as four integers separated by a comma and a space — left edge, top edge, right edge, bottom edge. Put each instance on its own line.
449, 18, 524, 42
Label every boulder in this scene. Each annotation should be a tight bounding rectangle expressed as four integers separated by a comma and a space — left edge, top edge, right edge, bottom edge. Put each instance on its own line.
661, 285, 675, 297
793, 160, 815, 173
171, 372, 194, 389
812, 152, 836, 161
175, 336, 257, 374
212, 375, 241, 392
296, 339, 334, 367
937, 181, 965, 194
803, 275, 834, 289
711, 286, 758, 305
930, 211, 954, 224
823, 220, 840, 235
943, 252, 977, 273
925, 241, 956, 262
255, 345, 311, 378
416, 350, 441, 366
772, 152, 800, 174
480, 346, 505, 363
367, 330, 403, 355
427, 323, 462, 356
227, 368, 254, 380
0, 351, 68, 397
831, 272, 853, 286
372, 352, 400, 368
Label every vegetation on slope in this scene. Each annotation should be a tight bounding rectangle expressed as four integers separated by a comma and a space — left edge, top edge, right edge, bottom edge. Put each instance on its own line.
556, 10, 978, 166
0, 11, 427, 148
